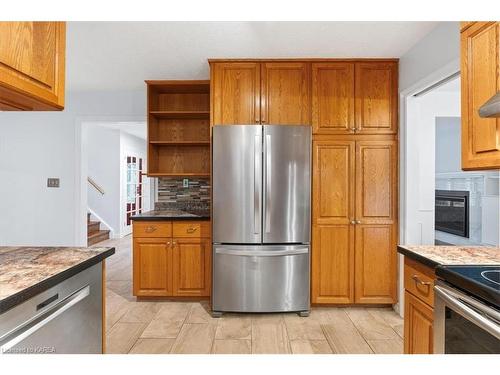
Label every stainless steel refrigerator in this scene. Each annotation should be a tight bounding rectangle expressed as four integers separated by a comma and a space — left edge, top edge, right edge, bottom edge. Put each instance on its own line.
212, 125, 311, 316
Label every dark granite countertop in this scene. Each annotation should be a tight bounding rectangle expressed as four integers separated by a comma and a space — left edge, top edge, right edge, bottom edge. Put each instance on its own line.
0, 246, 115, 314
131, 209, 210, 221
397, 245, 500, 269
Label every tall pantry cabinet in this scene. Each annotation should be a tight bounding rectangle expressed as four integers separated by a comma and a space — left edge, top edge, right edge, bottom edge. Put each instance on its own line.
311, 60, 399, 305
209, 58, 399, 305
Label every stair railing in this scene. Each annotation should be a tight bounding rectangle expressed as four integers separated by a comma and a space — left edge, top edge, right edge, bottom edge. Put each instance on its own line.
87, 176, 105, 195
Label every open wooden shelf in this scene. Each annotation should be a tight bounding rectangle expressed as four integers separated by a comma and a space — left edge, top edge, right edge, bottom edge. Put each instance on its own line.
149, 111, 210, 119
146, 80, 210, 177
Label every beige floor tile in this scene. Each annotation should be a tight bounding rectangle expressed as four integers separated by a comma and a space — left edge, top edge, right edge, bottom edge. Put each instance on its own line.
369, 308, 404, 339
215, 314, 251, 340
105, 289, 132, 331
251, 313, 284, 325
321, 311, 373, 354
351, 317, 399, 340
367, 339, 403, 354
119, 302, 163, 323
185, 302, 219, 324
171, 324, 217, 354
107, 280, 134, 301
252, 322, 290, 354
284, 315, 326, 340
290, 340, 333, 354
212, 339, 251, 354
141, 302, 192, 338
129, 338, 175, 354
106, 322, 146, 354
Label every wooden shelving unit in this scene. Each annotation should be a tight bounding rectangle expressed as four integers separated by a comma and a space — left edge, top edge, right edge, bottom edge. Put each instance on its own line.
146, 80, 210, 177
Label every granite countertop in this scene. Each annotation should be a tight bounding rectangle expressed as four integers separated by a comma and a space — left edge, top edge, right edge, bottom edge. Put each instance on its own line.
131, 209, 210, 221
0, 246, 115, 314
398, 245, 500, 268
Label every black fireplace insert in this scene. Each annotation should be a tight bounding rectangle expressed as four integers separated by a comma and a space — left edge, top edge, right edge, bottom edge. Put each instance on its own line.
435, 190, 470, 238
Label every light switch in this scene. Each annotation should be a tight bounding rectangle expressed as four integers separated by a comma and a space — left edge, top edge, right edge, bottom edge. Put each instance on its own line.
47, 178, 60, 188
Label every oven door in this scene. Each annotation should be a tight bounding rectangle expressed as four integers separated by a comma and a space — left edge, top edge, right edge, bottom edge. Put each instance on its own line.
434, 281, 500, 354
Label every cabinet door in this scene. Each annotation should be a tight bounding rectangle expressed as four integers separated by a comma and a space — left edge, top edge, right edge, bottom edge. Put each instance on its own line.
261, 62, 311, 125
355, 62, 398, 134
312, 225, 354, 304
0, 22, 65, 110
313, 140, 355, 225
404, 291, 434, 354
133, 237, 172, 296
461, 22, 500, 170
172, 238, 211, 297
211, 62, 261, 125
312, 62, 355, 134
354, 140, 397, 303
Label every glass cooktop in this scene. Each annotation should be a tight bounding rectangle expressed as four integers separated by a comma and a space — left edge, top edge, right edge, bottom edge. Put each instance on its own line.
436, 265, 500, 309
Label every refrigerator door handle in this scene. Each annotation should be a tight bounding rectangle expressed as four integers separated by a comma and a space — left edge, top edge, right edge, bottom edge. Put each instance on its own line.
215, 248, 309, 257
265, 134, 271, 233
254, 134, 260, 235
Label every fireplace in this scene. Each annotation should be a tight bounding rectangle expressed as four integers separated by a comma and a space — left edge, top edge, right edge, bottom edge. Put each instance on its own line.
435, 190, 470, 237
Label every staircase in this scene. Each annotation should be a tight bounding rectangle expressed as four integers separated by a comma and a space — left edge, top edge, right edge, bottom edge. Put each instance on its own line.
87, 213, 110, 246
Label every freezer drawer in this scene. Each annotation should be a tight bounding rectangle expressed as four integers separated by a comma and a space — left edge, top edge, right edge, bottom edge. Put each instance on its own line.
212, 245, 310, 313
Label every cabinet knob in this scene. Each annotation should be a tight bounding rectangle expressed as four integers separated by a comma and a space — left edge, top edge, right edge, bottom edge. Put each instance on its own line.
355, 220, 362, 224
145, 226, 157, 233
187, 227, 197, 233
350, 219, 356, 225
350, 127, 356, 132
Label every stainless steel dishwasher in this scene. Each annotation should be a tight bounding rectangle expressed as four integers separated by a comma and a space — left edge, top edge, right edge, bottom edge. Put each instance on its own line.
0, 263, 103, 354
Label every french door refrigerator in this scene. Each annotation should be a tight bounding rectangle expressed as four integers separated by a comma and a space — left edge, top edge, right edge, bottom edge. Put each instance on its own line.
212, 125, 311, 315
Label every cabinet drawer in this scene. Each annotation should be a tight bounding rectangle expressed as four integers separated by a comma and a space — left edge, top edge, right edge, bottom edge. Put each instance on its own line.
133, 222, 172, 238
173, 221, 210, 238
404, 257, 436, 307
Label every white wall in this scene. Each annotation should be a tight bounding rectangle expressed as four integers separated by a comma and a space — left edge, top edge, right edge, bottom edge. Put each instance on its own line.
399, 22, 460, 92
86, 124, 121, 237
0, 90, 145, 246
435, 117, 461, 173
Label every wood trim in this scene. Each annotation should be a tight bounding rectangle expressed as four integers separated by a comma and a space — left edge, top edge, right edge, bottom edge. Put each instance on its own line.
101, 261, 106, 354
208, 58, 399, 63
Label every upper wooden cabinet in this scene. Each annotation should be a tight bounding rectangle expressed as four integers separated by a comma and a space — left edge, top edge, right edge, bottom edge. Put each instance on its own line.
311, 61, 398, 135
461, 22, 500, 170
211, 62, 261, 125
312, 63, 355, 134
261, 62, 311, 125
210, 60, 311, 125
0, 22, 65, 111
355, 62, 398, 134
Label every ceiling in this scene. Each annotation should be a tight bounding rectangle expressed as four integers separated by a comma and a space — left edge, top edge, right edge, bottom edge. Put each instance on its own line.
66, 21, 439, 92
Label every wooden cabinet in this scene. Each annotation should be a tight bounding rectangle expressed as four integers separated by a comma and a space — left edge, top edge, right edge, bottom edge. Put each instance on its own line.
133, 237, 173, 296
172, 238, 211, 296
211, 62, 261, 125
403, 257, 436, 354
311, 61, 397, 135
312, 63, 355, 134
355, 62, 398, 134
210, 60, 311, 125
133, 220, 211, 298
404, 290, 434, 354
461, 22, 500, 170
261, 62, 311, 125
0, 22, 65, 110
312, 139, 398, 304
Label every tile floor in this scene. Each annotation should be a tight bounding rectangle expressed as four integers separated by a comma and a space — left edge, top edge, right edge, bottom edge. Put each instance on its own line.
98, 235, 403, 354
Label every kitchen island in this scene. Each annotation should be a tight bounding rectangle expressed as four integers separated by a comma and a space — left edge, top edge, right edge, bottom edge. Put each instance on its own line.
0, 246, 114, 354
397, 245, 499, 354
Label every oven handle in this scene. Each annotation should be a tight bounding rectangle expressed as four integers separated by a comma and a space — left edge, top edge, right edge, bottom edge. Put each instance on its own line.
434, 284, 500, 340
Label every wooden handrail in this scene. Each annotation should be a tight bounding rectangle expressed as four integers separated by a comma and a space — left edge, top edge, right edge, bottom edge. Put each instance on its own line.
87, 176, 105, 195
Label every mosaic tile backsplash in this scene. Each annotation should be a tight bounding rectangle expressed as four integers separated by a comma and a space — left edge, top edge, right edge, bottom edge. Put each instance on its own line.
156, 177, 210, 211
